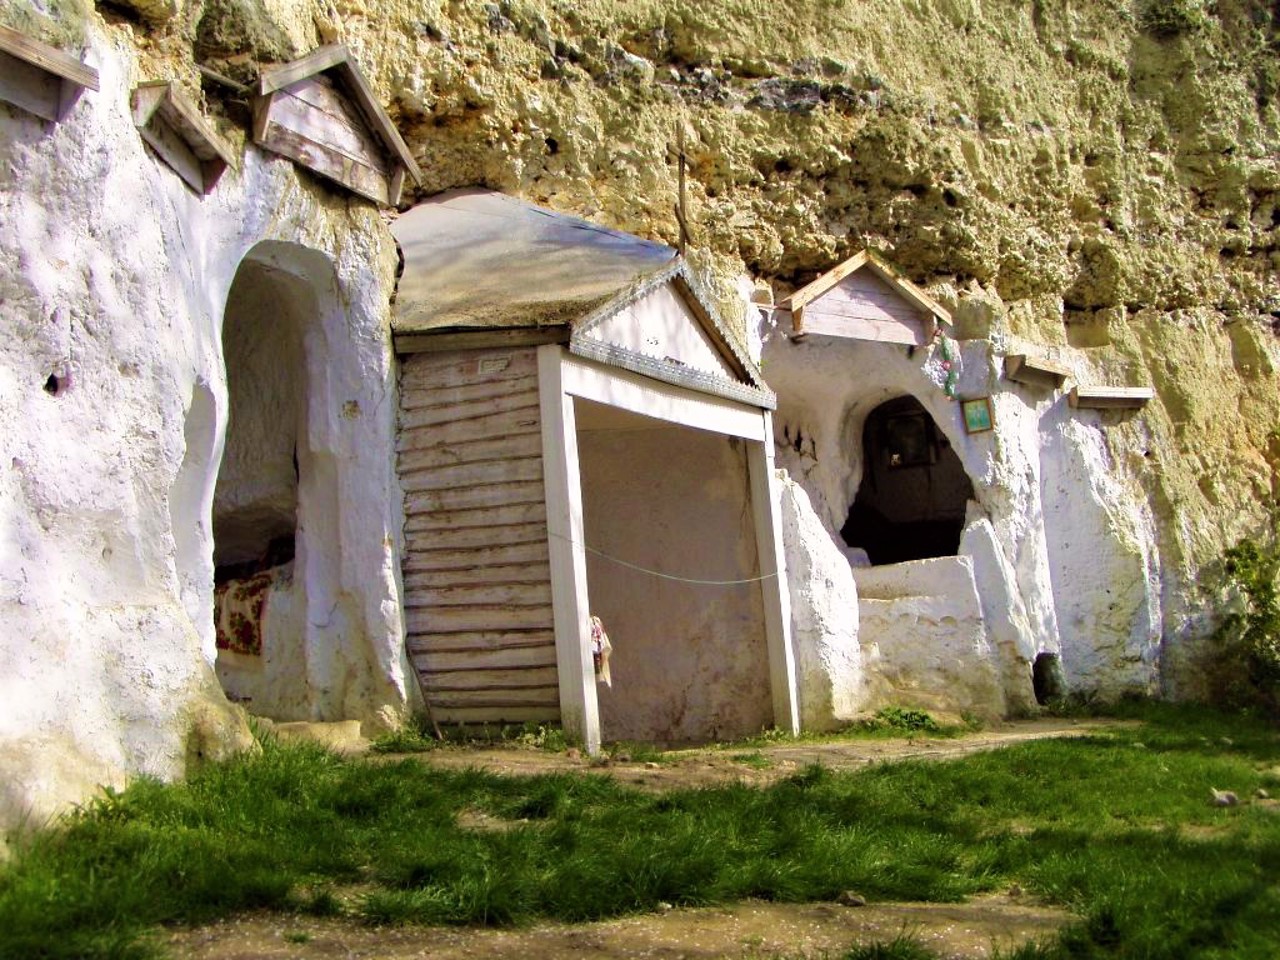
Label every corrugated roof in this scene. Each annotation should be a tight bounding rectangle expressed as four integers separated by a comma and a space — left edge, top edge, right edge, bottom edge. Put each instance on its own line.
391, 189, 678, 334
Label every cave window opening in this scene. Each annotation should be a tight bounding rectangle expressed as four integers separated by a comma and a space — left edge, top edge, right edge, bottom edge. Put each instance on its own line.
1032, 652, 1067, 705
841, 395, 975, 565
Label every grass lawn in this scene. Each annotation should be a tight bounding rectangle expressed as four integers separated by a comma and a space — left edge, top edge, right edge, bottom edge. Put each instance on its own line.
1, 702, 1278, 960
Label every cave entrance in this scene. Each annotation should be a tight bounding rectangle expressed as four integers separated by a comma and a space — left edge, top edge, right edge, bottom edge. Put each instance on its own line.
841, 395, 975, 565
210, 242, 340, 714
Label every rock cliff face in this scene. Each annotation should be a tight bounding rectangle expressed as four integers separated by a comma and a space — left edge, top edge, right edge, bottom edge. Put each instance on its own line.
2, 0, 1278, 839
174, 0, 1278, 593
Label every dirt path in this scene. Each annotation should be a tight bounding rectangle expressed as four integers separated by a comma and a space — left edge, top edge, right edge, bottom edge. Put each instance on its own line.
166, 720, 1120, 959
167, 895, 1067, 960
410, 717, 1125, 791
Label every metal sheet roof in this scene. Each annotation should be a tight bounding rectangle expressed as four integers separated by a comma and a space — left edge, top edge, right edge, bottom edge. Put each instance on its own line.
391, 190, 678, 334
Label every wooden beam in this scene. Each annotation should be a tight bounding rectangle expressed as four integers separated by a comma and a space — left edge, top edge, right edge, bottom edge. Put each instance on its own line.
132, 81, 236, 194
799, 310, 929, 345
257, 43, 350, 95
0, 25, 98, 124
1069, 386, 1154, 410
785, 251, 869, 312
394, 327, 570, 355
862, 251, 953, 325
1004, 354, 1069, 391
559, 353, 767, 441
333, 57, 422, 184
257, 118, 392, 204
538, 345, 600, 754
0, 25, 98, 90
747, 413, 800, 735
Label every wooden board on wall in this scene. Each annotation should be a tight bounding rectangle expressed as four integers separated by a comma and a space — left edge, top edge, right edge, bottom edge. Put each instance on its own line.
254, 72, 397, 205
132, 81, 235, 194
0, 25, 98, 123
800, 270, 932, 345
399, 346, 560, 724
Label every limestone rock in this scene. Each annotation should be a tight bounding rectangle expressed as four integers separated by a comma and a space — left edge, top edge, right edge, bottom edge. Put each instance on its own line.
778, 472, 864, 730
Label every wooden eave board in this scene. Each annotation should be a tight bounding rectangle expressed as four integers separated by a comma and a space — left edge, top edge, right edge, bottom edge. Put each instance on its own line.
133, 82, 235, 193
1069, 386, 1154, 409
1004, 353, 1069, 390
257, 44, 421, 185
0, 25, 98, 123
394, 325, 570, 355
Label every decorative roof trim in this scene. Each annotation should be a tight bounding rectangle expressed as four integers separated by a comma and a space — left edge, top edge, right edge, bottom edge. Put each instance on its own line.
572, 258, 768, 392
569, 338, 777, 411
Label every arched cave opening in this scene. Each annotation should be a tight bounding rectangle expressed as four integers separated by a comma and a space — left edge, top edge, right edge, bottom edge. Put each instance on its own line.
1032, 652, 1067, 706
841, 395, 975, 565
213, 258, 304, 581
209, 243, 338, 709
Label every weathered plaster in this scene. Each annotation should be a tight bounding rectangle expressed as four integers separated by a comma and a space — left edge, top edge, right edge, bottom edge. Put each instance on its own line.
0, 28, 409, 842
777, 473, 865, 731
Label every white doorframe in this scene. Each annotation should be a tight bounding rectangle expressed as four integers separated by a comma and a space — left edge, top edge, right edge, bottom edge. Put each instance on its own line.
538, 345, 798, 750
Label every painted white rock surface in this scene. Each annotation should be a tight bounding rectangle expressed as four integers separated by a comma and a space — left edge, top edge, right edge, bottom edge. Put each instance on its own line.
1039, 411, 1163, 696
854, 556, 1006, 720
0, 32, 411, 846
778, 472, 864, 730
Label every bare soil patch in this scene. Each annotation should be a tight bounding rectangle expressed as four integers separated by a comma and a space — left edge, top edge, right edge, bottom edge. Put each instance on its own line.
166, 894, 1067, 960
407, 718, 1128, 791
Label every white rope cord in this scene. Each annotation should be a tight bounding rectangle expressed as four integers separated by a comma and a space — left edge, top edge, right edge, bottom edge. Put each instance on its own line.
548, 532, 778, 586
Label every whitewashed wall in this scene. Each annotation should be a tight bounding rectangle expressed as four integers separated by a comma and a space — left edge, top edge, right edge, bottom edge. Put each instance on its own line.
0, 30, 409, 844
761, 316, 1165, 715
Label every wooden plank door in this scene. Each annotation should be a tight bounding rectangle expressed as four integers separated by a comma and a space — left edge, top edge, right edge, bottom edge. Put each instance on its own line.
398, 347, 560, 723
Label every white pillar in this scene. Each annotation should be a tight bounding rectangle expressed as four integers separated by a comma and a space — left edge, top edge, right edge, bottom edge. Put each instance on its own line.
537, 345, 600, 753
748, 412, 800, 734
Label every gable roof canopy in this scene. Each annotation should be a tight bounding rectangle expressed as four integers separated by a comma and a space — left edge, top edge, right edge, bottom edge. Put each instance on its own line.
782, 249, 952, 322
778, 249, 953, 346
254, 44, 422, 205
391, 190, 772, 408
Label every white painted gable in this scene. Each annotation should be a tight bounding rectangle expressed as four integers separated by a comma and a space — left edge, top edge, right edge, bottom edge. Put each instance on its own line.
580, 281, 740, 382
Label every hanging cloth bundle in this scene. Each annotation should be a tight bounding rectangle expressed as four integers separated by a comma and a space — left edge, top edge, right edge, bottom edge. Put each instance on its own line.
590, 615, 613, 687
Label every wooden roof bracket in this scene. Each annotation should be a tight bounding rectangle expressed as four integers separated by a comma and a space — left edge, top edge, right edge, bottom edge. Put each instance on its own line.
1069, 385, 1154, 410
132, 81, 237, 194
254, 44, 422, 206
1004, 353, 1070, 391
0, 25, 99, 123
